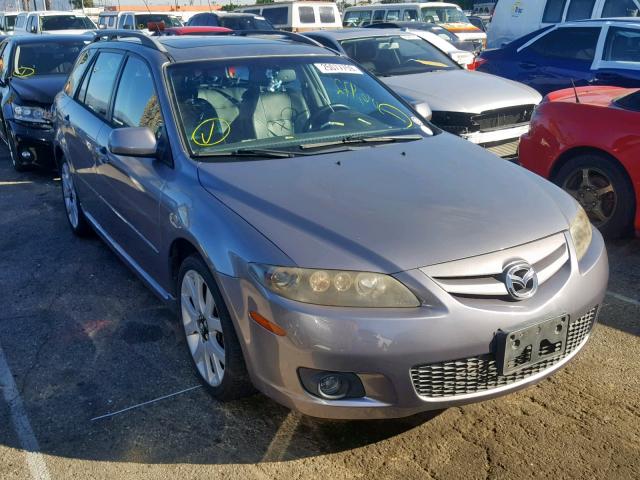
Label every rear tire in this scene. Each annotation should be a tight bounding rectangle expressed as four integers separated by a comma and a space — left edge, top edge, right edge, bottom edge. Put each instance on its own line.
60, 159, 92, 237
554, 153, 635, 239
178, 254, 254, 401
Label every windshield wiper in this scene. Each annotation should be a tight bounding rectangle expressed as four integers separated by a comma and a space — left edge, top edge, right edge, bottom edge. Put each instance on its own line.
300, 134, 423, 150
201, 148, 301, 158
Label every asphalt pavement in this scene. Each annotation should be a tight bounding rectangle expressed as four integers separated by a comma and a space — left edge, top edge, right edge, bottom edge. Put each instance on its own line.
0, 149, 638, 480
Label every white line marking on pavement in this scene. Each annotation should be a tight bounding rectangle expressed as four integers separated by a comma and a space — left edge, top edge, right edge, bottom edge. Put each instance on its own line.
0, 343, 52, 480
91, 385, 202, 421
607, 291, 640, 307
261, 412, 300, 462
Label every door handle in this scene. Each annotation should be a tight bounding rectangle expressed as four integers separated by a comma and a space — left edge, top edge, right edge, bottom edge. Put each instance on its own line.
64, 114, 70, 122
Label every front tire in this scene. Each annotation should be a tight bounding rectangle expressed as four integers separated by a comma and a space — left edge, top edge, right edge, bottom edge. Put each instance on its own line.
5, 122, 27, 172
554, 153, 635, 238
60, 160, 91, 237
178, 254, 254, 401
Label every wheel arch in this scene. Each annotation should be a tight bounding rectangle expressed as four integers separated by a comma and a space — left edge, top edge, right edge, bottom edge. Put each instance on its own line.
168, 237, 201, 293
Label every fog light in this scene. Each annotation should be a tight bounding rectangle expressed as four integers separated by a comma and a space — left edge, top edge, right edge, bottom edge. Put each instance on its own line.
20, 149, 32, 160
318, 374, 344, 399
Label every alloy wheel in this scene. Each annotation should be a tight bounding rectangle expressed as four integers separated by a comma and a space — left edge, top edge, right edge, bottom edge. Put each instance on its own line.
61, 162, 79, 229
181, 269, 226, 387
562, 167, 616, 227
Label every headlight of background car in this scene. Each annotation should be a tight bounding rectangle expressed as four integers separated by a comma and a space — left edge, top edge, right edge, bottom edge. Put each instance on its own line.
250, 264, 420, 308
569, 204, 592, 261
13, 105, 51, 124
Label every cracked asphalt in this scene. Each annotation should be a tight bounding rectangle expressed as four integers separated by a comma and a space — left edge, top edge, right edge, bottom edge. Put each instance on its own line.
0, 148, 638, 480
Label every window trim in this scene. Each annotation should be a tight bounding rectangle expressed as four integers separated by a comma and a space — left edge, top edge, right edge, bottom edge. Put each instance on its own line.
519, 24, 602, 63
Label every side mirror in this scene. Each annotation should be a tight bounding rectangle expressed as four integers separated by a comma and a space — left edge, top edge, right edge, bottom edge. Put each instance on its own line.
98, 23, 106, 30
108, 127, 157, 157
412, 101, 432, 121
29, 25, 37, 33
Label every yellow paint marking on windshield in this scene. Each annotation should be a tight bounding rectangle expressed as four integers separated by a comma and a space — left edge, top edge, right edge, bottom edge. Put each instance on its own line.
357, 118, 372, 126
378, 103, 413, 129
191, 118, 231, 147
413, 60, 450, 68
14, 67, 35, 78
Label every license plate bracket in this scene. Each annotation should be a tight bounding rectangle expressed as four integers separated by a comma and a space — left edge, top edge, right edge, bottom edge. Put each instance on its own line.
496, 315, 569, 376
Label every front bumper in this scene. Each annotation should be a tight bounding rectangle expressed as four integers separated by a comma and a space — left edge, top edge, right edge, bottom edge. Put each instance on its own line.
7, 119, 55, 168
461, 124, 529, 159
218, 230, 608, 419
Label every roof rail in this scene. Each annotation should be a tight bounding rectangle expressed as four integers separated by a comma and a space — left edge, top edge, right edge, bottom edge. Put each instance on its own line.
230, 29, 324, 48
92, 29, 170, 55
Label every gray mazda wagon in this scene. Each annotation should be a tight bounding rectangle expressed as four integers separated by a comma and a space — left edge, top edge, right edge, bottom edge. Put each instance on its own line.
53, 31, 608, 419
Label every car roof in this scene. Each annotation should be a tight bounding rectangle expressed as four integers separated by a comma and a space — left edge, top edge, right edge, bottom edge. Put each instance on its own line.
306, 28, 403, 40
122, 34, 336, 62
28, 10, 88, 16
346, 2, 458, 9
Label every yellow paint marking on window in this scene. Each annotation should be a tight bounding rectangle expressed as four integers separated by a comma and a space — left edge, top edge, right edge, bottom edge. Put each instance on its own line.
191, 118, 231, 147
413, 60, 449, 68
377, 103, 413, 128
14, 66, 35, 78
0, 180, 33, 186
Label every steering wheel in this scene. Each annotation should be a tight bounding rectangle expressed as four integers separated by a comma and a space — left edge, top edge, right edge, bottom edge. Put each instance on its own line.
305, 104, 350, 131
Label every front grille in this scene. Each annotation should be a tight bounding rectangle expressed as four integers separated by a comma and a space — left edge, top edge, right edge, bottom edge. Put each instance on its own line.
410, 306, 598, 398
432, 105, 535, 136
471, 105, 536, 132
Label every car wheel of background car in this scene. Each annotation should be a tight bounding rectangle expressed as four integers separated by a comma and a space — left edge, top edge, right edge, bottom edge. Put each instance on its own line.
178, 254, 254, 401
5, 122, 27, 172
554, 153, 635, 239
60, 160, 92, 237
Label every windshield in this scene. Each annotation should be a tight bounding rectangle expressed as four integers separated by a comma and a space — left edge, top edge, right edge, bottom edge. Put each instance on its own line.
12, 41, 88, 78
135, 14, 182, 29
41, 15, 94, 31
218, 16, 274, 30
421, 7, 470, 24
339, 34, 458, 76
5, 15, 16, 31
168, 56, 430, 157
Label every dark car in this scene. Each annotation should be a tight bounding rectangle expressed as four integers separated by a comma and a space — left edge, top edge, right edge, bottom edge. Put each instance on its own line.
477, 19, 640, 96
0, 34, 91, 171
187, 12, 275, 30
364, 21, 479, 52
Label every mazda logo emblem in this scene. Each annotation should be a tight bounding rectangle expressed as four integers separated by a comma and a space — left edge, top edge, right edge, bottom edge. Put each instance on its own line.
504, 261, 538, 300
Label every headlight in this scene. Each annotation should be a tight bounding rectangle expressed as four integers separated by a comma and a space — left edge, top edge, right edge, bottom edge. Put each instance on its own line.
569, 205, 593, 261
250, 264, 420, 308
12, 105, 51, 124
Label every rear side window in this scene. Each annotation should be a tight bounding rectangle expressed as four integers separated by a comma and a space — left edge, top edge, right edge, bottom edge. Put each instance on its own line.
112, 56, 163, 134
262, 7, 288, 25
404, 9, 419, 21
78, 51, 123, 118
386, 10, 400, 21
603, 27, 640, 62
189, 13, 217, 26
98, 16, 106, 26
107, 16, 115, 28
64, 49, 95, 96
372, 10, 385, 23
565, 0, 596, 20
526, 27, 600, 61
319, 6, 336, 23
542, 0, 567, 23
298, 6, 315, 24
602, 0, 640, 17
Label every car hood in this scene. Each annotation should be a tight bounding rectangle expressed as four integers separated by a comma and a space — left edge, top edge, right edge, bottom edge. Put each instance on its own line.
382, 69, 542, 113
10, 75, 67, 105
197, 134, 576, 274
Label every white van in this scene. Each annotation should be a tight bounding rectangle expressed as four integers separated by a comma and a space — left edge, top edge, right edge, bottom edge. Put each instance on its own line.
13, 11, 95, 35
0, 12, 19, 35
236, 1, 341, 31
488, 0, 640, 48
342, 3, 487, 50
97, 11, 183, 33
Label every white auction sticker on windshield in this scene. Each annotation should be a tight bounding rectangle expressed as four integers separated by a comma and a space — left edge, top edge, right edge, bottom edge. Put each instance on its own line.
314, 63, 363, 75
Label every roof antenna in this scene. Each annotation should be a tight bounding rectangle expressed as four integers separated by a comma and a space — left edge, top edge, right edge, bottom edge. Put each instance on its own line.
570, 79, 581, 104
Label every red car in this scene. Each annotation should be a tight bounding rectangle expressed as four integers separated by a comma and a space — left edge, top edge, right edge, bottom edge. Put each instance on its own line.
519, 86, 640, 238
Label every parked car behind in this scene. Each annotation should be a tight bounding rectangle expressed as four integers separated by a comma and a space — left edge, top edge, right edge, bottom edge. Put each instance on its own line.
363, 22, 475, 68
187, 12, 274, 30
14, 11, 96, 35
0, 34, 90, 170
477, 19, 640, 96
306, 28, 541, 158
488, 0, 640, 48
236, 1, 341, 31
0, 12, 18, 35
53, 31, 607, 420
97, 11, 182, 34
519, 86, 640, 238
365, 20, 479, 52
343, 3, 486, 51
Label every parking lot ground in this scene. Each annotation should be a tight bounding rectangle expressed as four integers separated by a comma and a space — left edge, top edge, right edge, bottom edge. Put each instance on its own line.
0, 149, 638, 480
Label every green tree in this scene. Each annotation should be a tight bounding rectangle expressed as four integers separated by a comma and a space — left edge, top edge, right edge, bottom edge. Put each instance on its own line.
256, 0, 274, 4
